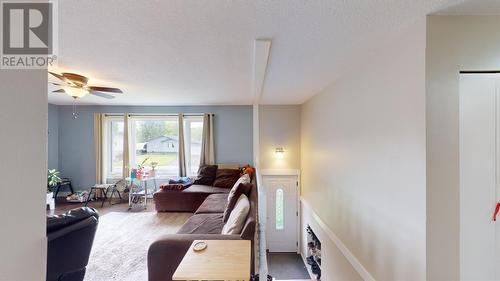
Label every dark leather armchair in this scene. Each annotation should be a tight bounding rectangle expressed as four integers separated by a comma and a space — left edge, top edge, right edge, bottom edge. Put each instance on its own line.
47, 207, 99, 281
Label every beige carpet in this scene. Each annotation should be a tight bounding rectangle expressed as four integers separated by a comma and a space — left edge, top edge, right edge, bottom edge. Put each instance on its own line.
84, 211, 191, 281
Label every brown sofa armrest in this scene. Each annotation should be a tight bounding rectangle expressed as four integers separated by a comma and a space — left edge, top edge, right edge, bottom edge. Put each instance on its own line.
147, 234, 241, 281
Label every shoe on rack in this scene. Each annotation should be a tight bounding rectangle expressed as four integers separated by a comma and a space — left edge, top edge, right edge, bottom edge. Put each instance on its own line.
311, 262, 321, 275
306, 256, 315, 265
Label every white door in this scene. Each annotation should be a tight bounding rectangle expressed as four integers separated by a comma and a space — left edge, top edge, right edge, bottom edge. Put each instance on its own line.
459, 73, 500, 281
265, 175, 298, 252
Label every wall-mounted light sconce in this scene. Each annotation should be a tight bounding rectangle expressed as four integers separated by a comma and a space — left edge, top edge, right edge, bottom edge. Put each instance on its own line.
275, 147, 285, 159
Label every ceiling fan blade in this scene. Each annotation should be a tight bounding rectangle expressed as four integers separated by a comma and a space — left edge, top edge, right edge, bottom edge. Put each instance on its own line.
88, 86, 123, 93
90, 91, 115, 99
52, 89, 66, 93
48, 71, 67, 82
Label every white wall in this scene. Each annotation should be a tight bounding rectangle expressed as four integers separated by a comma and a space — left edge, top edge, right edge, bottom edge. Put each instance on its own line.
426, 15, 500, 281
259, 105, 301, 170
0, 70, 47, 280
300, 19, 426, 280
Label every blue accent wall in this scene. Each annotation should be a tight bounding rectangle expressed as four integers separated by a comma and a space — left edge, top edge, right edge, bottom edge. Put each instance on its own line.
48, 104, 59, 170
51, 105, 253, 190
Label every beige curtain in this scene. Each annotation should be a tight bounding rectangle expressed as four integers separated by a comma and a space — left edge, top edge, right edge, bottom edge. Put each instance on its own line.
200, 113, 215, 165
94, 113, 105, 184
178, 113, 187, 177
122, 113, 131, 178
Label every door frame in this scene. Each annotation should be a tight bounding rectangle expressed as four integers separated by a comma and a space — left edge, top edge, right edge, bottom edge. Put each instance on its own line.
458, 73, 500, 280
260, 169, 301, 253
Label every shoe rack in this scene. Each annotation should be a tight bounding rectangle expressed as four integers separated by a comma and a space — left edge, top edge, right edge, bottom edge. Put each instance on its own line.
306, 225, 321, 280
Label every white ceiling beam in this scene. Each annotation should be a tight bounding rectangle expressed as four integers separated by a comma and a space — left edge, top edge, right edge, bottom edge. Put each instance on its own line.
252, 39, 272, 105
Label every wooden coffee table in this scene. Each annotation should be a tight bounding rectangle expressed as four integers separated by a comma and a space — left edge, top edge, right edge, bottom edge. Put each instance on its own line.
173, 240, 251, 281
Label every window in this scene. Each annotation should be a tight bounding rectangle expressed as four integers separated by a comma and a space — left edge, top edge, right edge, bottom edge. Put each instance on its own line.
105, 114, 204, 180
275, 188, 284, 230
184, 116, 203, 176
132, 116, 179, 178
107, 118, 124, 179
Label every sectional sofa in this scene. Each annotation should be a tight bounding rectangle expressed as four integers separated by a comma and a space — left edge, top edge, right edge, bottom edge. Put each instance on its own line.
148, 178, 257, 281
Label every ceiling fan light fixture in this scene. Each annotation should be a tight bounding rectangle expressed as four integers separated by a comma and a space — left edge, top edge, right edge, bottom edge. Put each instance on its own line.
64, 86, 89, 98
49, 71, 123, 101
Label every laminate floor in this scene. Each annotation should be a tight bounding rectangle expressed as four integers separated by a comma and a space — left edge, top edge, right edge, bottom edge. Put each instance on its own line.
47, 196, 156, 216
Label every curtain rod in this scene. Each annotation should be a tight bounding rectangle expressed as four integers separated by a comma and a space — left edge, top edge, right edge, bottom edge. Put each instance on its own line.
104, 113, 214, 117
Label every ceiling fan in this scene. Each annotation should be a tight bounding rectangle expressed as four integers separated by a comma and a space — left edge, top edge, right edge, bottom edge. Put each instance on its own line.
49, 71, 123, 100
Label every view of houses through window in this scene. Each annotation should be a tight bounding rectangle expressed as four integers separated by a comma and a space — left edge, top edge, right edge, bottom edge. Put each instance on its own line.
106, 115, 203, 179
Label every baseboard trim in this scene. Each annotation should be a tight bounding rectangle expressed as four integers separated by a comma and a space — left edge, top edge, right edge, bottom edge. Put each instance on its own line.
301, 197, 376, 281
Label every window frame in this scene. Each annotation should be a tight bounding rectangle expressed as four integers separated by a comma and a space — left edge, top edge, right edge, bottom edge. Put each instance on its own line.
103, 114, 205, 181
130, 115, 180, 179
104, 116, 125, 180
183, 115, 204, 176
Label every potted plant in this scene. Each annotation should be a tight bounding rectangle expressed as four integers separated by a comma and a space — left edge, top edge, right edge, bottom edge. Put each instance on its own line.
136, 157, 149, 180
47, 169, 61, 191
47, 169, 61, 210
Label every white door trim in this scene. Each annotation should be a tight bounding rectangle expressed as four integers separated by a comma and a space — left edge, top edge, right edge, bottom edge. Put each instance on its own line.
261, 169, 301, 253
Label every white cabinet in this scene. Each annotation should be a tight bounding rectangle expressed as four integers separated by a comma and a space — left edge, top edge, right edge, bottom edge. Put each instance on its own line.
459, 74, 500, 281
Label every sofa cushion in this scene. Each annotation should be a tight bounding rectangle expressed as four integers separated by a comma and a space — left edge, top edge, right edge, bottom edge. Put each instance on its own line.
213, 169, 241, 188
223, 182, 252, 222
195, 194, 228, 214
154, 184, 230, 212
193, 165, 218, 185
177, 213, 225, 235
222, 194, 250, 235
183, 184, 231, 194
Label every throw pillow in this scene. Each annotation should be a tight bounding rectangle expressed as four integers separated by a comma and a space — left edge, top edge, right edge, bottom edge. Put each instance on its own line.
212, 168, 241, 188
193, 165, 218, 185
221, 194, 250, 235
227, 173, 251, 202
240, 164, 255, 179
223, 181, 252, 222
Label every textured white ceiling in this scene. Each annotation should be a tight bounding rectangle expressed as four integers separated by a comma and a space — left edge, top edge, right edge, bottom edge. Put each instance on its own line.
49, 0, 466, 106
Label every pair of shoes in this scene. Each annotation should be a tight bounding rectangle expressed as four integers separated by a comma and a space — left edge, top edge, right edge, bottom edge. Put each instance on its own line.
249, 274, 273, 281
311, 262, 321, 275
306, 256, 315, 265
309, 247, 319, 257
313, 248, 322, 259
